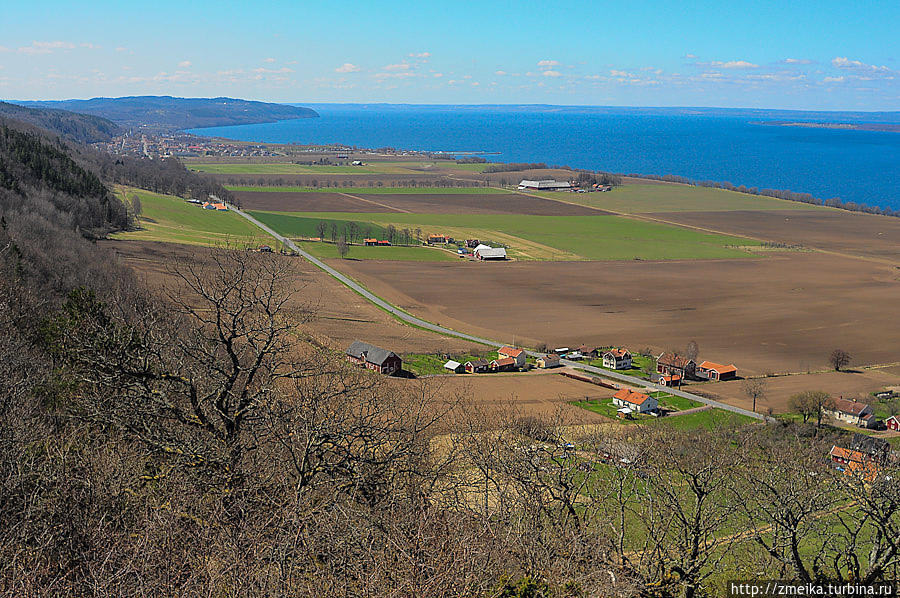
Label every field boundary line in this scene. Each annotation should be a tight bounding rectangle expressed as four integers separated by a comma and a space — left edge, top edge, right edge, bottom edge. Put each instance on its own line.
225, 199, 769, 423
336, 192, 412, 213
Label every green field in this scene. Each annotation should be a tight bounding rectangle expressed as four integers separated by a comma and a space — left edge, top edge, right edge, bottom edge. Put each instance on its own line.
188, 163, 382, 174
111, 187, 267, 246
535, 184, 827, 214
403, 351, 499, 376
297, 241, 458, 262
249, 210, 760, 261
225, 185, 509, 194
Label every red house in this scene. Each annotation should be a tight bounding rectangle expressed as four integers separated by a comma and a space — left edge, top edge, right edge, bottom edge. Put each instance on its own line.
346, 341, 402, 375
886, 415, 900, 431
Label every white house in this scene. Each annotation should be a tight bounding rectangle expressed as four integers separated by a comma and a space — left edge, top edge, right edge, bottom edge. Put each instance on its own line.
602, 348, 633, 370
823, 397, 877, 429
612, 389, 658, 414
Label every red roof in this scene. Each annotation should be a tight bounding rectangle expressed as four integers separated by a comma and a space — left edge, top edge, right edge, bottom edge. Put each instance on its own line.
613, 388, 652, 407
605, 348, 631, 358
698, 360, 737, 374
499, 347, 525, 358
493, 357, 516, 367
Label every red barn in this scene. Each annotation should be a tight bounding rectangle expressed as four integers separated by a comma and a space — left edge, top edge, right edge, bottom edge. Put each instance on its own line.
886, 415, 900, 431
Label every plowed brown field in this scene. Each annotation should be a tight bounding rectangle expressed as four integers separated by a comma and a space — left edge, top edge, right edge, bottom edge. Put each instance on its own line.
331, 251, 900, 375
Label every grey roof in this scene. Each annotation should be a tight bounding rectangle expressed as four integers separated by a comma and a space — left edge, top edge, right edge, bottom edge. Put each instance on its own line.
466, 359, 490, 367
347, 341, 399, 366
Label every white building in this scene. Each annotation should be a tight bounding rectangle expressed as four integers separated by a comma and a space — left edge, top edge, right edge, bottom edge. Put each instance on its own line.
518, 179, 573, 191
473, 244, 507, 260
602, 349, 633, 370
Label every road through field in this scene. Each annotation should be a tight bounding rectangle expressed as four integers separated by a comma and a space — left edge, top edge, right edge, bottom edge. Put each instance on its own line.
227, 200, 768, 422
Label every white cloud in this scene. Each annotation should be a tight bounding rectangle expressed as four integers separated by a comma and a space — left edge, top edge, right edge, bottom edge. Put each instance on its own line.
831, 56, 891, 72
252, 66, 293, 74
409, 52, 431, 58
373, 71, 416, 80
433, 72, 443, 78
263, 57, 276, 63
823, 75, 845, 83
17, 41, 76, 55
335, 62, 360, 73
585, 74, 602, 80
383, 63, 411, 71
495, 70, 507, 76
684, 53, 697, 59
709, 60, 759, 69
538, 59, 559, 67
542, 70, 562, 77
610, 69, 635, 78
115, 46, 127, 52
782, 58, 813, 65
178, 60, 192, 68
0, 45, 9, 53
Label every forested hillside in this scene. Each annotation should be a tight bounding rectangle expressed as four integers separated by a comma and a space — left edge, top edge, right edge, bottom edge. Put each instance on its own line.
20, 95, 319, 131
0, 101, 122, 143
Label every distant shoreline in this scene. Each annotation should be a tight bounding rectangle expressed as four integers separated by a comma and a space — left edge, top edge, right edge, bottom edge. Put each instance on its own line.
752, 120, 900, 133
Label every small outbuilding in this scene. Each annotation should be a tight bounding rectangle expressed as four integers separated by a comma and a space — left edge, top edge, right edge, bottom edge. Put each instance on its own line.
465, 359, 491, 374
696, 360, 738, 381
537, 353, 561, 369
491, 357, 517, 372
443, 360, 464, 374
886, 415, 900, 431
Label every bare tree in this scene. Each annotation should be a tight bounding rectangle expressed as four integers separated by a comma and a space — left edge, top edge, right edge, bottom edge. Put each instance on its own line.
43, 248, 309, 494
316, 220, 327, 239
337, 236, 350, 259
742, 378, 767, 413
329, 222, 338, 243
788, 390, 833, 427
684, 339, 699, 362
830, 349, 851, 371
130, 193, 142, 221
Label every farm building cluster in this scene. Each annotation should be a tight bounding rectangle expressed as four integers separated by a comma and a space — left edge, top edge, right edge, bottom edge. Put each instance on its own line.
517, 179, 612, 193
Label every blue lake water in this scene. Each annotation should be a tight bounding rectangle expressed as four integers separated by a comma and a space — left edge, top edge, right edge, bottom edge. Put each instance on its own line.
189, 105, 900, 211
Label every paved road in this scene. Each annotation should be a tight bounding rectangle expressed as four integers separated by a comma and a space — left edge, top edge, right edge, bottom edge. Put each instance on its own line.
228, 202, 767, 422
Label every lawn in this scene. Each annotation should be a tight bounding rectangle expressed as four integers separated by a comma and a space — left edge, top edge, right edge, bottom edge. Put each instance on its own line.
249, 210, 760, 262
534, 184, 828, 214
110, 186, 267, 247
403, 351, 499, 376
647, 408, 757, 430
225, 185, 510, 194
297, 241, 458, 262
587, 353, 656, 379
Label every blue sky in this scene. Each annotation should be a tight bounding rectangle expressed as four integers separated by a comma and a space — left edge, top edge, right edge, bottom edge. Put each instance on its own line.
1, 0, 898, 110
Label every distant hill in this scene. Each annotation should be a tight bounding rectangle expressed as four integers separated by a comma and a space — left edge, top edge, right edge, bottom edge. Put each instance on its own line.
17, 96, 319, 132
0, 101, 122, 144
